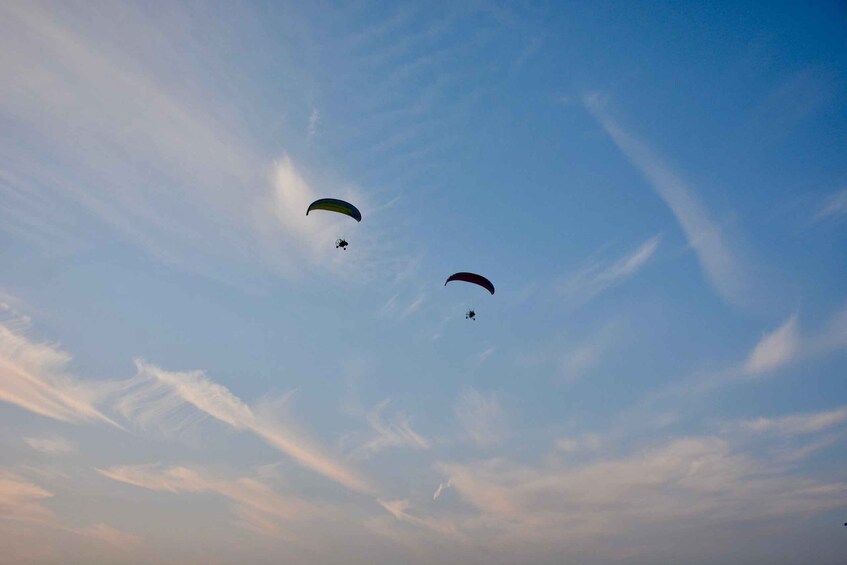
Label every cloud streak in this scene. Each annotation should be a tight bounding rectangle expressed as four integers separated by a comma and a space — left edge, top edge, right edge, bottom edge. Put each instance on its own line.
65, 523, 141, 549
0, 321, 120, 427
115, 360, 372, 494
0, 472, 54, 524
0, 3, 378, 283
585, 95, 747, 304
377, 498, 460, 538
307, 108, 320, 142
560, 235, 660, 306
815, 189, 847, 222
743, 305, 847, 378
24, 436, 75, 455
436, 434, 847, 555
345, 399, 430, 459
739, 406, 847, 437
0, 2, 262, 266
454, 388, 506, 448
745, 314, 800, 375
99, 464, 321, 538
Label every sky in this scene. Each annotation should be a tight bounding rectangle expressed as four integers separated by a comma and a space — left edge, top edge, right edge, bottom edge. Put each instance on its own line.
1, 1, 847, 563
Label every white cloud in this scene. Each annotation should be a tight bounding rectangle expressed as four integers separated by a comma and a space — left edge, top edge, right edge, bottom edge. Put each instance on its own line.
0, 298, 33, 335
554, 434, 602, 454
815, 189, 847, 222
24, 436, 75, 455
400, 294, 425, 319
379, 295, 399, 317
740, 407, 847, 436
0, 3, 377, 283
0, 321, 120, 427
99, 464, 320, 538
346, 399, 430, 459
453, 388, 506, 448
0, 471, 54, 523
308, 108, 320, 141
115, 360, 372, 494
559, 324, 618, 384
745, 314, 799, 375
638, 305, 847, 415
66, 523, 141, 549
560, 342, 603, 383
0, 471, 142, 559
256, 156, 377, 278
720, 406, 847, 464
115, 360, 255, 431
377, 498, 460, 538
585, 95, 747, 305
601, 235, 662, 280
436, 435, 847, 553
433, 479, 452, 500
742, 306, 847, 378
0, 2, 264, 268
476, 347, 496, 365
2, 306, 373, 495
560, 235, 660, 306
380, 292, 427, 320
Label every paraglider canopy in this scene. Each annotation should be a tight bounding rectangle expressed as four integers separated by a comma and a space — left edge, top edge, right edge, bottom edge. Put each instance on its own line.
445, 272, 495, 295
306, 198, 362, 222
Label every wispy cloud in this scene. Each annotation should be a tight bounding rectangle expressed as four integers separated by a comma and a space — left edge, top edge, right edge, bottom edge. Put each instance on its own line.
1, 470, 142, 558
436, 434, 847, 554
815, 189, 847, 222
400, 294, 426, 319
66, 523, 141, 549
560, 235, 660, 307
517, 322, 619, 386
554, 434, 602, 455
559, 324, 618, 384
257, 156, 363, 274
738, 406, 847, 437
453, 388, 506, 448
433, 478, 452, 500
99, 464, 320, 538
745, 314, 799, 375
254, 155, 390, 281
634, 305, 847, 422
476, 347, 496, 365
0, 297, 33, 334
652, 306, 847, 418
0, 321, 120, 427
743, 306, 847, 378
115, 360, 372, 494
585, 95, 748, 305
0, 3, 376, 283
345, 399, 430, 459
0, 470, 147, 563
0, 2, 262, 268
379, 292, 427, 319
24, 436, 75, 455
115, 360, 255, 431
0, 471, 54, 524
748, 68, 837, 146
307, 108, 320, 142
2, 306, 373, 495
721, 406, 847, 464
377, 498, 460, 538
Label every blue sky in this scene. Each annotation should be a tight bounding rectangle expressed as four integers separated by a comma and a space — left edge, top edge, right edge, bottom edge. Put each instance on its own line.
2, 1, 847, 563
